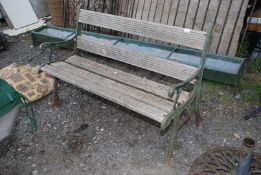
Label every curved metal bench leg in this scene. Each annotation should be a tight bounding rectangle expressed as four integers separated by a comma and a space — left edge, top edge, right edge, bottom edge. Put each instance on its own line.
195, 92, 203, 127
52, 78, 61, 106
166, 115, 180, 164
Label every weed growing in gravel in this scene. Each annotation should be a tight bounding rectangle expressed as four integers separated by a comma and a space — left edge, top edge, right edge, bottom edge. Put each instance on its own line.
250, 56, 261, 73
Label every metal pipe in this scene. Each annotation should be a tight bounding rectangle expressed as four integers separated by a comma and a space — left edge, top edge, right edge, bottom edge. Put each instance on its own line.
236, 138, 255, 175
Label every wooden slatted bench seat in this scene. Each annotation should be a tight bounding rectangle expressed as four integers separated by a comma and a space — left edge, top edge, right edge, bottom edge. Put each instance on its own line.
40, 7, 213, 162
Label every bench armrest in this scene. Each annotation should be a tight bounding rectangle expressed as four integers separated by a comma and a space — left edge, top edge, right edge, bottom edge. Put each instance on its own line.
40, 33, 77, 62
168, 71, 199, 98
168, 24, 213, 100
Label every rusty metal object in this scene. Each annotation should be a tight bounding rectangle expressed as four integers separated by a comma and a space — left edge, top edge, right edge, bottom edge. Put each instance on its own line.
52, 79, 61, 106
237, 138, 256, 175
52, 95, 61, 106
188, 146, 261, 175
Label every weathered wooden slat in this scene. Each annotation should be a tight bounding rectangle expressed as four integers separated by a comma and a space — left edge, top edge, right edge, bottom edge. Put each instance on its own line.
167, 0, 179, 26
217, 0, 241, 55
131, 0, 145, 40
143, 0, 158, 42
202, 0, 220, 31
118, 0, 130, 37
153, 0, 165, 26
77, 36, 198, 81
53, 62, 173, 112
42, 63, 173, 123
126, 0, 135, 17
121, 0, 128, 16
119, 0, 127, 16
160, 0, 174, 45
193, 0, 209, 31
134, 0, 144, 20
78, 9, 207, 50
175, 0, 189, 27
160, 0, 172, 25
185, 0, 200, 29
138, 0, 152, 41
146, 0, 157, 23
152, 0, 166, 44
141, 0, 152, 22
227, 0, 248, 56
208, 0, 230, 54
65, 55, 190, 103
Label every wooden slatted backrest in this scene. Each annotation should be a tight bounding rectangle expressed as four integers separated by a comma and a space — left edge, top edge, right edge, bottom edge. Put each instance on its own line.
78, 9, 207, 50
76, 36, 198, 81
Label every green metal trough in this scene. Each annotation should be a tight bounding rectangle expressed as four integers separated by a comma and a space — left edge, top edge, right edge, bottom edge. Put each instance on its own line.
32, 25, 244, 86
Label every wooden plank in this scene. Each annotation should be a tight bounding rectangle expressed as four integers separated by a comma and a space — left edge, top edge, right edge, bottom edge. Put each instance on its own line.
126, 0, 135, 17
131, 0, 145, 39
53, 62, 173, 112
227, 0, 249, 56
202, 0, 219, 31
153, 0, 165, 26
77, 36, 198, 81
139, 0, 152, 41
119, 0, 128, 16
193, 0, 210, 31
66, 55, 190, 103
156, 0, 174, 45
248, 23, 261, 32
174, 0, 189, 27
42, 63, 173, 123
140, 0, 152, 21
217, 0, 242, 55
152, 0, 166, 44
123, 0, 135, 37
146, 0, 157, 23
119, 0, 128, 17
144, 0, 158, 43
208, 0, 231, 54
158, 0, 172, 25
133, 0, 144, 19
167, 0, 180, 26
185, 0, 200, 29
78, 9, 207, 49
118, 0, 129, 37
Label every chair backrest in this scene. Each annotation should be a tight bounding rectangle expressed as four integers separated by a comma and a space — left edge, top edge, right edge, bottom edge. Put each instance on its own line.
77, 9, 207, 50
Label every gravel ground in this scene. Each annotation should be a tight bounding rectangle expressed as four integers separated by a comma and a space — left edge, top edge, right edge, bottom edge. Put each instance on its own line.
0, 35, 260, 175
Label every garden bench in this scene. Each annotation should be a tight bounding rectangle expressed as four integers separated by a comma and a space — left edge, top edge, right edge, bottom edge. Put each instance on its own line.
40, 7, 213, 162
